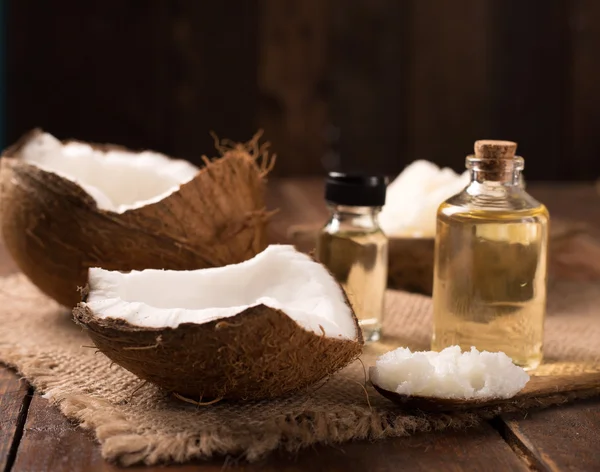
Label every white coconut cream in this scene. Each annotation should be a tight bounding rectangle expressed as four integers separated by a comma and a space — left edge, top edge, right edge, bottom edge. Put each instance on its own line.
369, 346, 530, 400
378, 160, 469, 238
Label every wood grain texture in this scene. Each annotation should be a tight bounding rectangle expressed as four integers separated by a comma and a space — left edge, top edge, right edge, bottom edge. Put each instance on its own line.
5, 1, 600, 179
410, 0, 490, 173
207, 425, 529, 472
0, 367, 30, 472
168, 0, 259, 162
6, 0, 171, 153
500, 399, 600, 472
10, 396, 528, 472
11, 395, 130, 472
6, 0, 259, 168
258, 0, 330, 176
567, 0, 600, 180
328, 0, 412, 175
2, 180, 600, 471
488, 0, 569, 181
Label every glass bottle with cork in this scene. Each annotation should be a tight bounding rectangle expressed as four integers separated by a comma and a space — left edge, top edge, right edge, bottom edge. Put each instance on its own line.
316, 173, 388, 343
431, 140, 549, 370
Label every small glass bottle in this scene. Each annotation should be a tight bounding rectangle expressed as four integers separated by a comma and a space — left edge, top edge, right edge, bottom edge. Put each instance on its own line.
431, 140, 549, 370
316, 173, 389, 343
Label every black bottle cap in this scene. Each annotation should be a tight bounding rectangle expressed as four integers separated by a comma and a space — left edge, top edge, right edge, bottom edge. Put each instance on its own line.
324, 172, 388, 207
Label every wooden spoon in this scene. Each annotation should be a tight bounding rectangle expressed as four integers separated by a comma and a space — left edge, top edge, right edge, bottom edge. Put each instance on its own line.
371, 362, 600, 413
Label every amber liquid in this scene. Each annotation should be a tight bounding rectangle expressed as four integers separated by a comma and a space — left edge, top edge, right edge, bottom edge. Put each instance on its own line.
317, 230, 388, 342
431, 204, 549, 370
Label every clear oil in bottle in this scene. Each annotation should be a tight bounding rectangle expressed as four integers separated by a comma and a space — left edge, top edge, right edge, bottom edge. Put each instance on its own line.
317, 229, 388, 342
431, 140, 549, 370
316, 173, 389, 343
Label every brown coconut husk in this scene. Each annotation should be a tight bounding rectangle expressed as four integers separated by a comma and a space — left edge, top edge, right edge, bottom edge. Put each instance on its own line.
0, 129, 276, 307
73, 297, 363, 401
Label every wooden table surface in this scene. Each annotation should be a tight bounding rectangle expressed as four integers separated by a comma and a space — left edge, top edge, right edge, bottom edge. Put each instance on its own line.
1, 179, 600, 471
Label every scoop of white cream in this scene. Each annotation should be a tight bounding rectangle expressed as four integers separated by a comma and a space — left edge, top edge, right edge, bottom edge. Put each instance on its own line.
369, 346, 530, 400
379, 160, 469, 238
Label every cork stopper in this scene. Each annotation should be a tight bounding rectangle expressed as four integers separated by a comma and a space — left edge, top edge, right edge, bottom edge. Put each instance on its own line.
474, 140, 517, 160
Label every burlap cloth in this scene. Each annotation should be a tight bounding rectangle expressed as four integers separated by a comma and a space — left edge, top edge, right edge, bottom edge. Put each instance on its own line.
0, 274, 599, 466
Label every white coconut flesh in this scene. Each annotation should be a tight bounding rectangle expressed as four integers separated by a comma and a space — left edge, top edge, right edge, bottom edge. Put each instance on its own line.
379, 160, 470, 238
19, 132, 199, 213
83, 245, 358, 340
370, 346, 530, 400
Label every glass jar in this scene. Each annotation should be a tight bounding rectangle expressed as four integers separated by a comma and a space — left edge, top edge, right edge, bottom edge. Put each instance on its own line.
316, 173, 388, 342
431, 140, 549, 370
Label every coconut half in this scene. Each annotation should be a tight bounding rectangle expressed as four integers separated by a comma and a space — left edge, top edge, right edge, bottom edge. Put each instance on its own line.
0, 129, 274, 307
73, 245, 363, 401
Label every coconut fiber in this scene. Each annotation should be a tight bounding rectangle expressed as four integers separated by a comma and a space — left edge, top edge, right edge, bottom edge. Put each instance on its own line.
0, 274, 599, 466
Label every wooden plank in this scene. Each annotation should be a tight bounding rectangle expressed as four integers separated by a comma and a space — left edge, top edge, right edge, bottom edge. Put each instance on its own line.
410, 0, 490, 173
258, 0, 330, 176
498, 399, 600, 471
5, 1, 259, 166
168, 0, 259, 164
488, 0, 569, 181
566, 0, 600, 180
0, 366, 30, 472
11, 394, 121, 472
230, 425, 530, 472
11, 395, 529, 471
328, 0, 412, 176
6, 0, 171, 153
3, 180, 599, 472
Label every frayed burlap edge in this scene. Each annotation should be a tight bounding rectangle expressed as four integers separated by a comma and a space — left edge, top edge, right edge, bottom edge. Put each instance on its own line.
2, 271, 600, 466
4, 350, 600, 466
1, 354, 482, 466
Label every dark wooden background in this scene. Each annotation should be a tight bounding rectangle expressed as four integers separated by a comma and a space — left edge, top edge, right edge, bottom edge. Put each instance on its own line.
5, 0, 600, 179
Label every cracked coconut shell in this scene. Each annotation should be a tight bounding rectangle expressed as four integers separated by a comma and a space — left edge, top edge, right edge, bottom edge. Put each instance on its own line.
73, 245, 363, 401
0, 129, 274, 307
